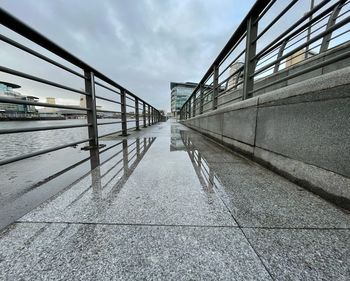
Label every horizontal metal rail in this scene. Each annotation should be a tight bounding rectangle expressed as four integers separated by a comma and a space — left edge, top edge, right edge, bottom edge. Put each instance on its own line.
94, 81, 121, 95
95, 95, 121, 105
0, 138, 92, 166
97, 121, 122, 126
0, 65, 87, 95
251, 49, 350, 94
0, 34, 84, 79
98, 130, 123, 138
0, 123, 91, 135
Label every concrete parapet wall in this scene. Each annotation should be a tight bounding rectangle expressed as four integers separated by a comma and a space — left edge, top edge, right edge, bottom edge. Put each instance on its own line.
182, 67, 350, 210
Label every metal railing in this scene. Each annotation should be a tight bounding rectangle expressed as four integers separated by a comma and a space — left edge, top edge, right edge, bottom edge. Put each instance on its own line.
180, 0, 350, 120
0, 8, 161, 168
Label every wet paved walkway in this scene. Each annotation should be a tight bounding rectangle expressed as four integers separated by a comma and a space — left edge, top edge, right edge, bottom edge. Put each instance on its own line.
0, 120, 349, 280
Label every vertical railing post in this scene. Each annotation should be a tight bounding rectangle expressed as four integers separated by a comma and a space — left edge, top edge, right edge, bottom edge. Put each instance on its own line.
243, 13, 258, 100
320, 1, 343, 53
135, 97, 140, 130
212, 65, 219, 109
120, 89, 127, 136
187, 102, 190, 119
122, 139, 129, 173
192, 94, 196, 117
143, 102, 147, 127
136, 138, 140, 157
84, 70, 100, 169
188, 99, 192, 119
200, 83, 204, 114
152, 108, 154, 124
148, 104, 151, 126
84, 70, 99, 148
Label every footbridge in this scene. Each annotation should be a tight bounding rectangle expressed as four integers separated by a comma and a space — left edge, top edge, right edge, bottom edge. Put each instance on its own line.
0, 0, 349, 280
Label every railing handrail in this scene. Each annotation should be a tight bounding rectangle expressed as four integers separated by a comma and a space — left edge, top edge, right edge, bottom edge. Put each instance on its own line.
0, 7, 155, 108
179, 0, 350, 119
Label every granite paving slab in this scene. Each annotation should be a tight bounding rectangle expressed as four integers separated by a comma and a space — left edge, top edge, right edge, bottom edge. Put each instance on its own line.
206, 161, 350, 228
20, 137, 236, 227
0, 223, 272, 281
243, 228, 350, 280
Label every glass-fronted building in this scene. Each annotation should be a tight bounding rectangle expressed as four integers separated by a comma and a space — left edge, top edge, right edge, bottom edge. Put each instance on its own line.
170, 82, 197, 118
0, 81, 38, 116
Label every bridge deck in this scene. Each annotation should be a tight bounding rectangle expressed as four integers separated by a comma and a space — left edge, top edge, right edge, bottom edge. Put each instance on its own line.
0, 120, 349, 280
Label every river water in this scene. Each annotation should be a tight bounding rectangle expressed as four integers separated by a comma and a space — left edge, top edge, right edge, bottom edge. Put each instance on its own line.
0, 119, 136, 159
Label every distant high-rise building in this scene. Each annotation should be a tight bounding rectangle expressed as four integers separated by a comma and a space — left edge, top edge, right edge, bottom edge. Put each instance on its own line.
170, 82, 197, 118
46, 97, 56, 105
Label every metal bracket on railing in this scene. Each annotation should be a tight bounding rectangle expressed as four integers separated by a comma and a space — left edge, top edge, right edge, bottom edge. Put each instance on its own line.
81, 144, 106, 151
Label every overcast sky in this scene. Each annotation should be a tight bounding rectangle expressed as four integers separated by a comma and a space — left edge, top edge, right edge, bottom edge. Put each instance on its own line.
0, 0, 255, 111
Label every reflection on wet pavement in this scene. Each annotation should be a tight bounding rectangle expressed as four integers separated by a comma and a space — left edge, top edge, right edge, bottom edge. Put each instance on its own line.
1, 119, 349, 280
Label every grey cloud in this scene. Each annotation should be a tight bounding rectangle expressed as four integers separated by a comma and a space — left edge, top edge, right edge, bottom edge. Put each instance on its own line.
0, 0, 255, 111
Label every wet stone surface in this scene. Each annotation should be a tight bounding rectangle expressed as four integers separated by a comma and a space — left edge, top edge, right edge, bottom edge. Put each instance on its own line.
0, 119, 349, 280
243, 228, 350, 280
0, 223, 272, 281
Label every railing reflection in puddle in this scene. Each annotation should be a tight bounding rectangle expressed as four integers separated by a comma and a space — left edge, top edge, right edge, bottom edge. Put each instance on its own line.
170, 125, 217, 193
179, 130, 231, 206
67, 137, 156, 208
0, 137, 156, 230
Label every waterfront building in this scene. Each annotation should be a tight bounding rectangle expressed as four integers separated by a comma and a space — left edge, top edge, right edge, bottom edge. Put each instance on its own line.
170, 82, 197, 118
0, 81, 38, 117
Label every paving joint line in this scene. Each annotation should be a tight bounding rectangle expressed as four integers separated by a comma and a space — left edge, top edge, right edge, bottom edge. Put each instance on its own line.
14, 220, 240, 228
12, 221, 350, 231
209, 188, 276, 280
